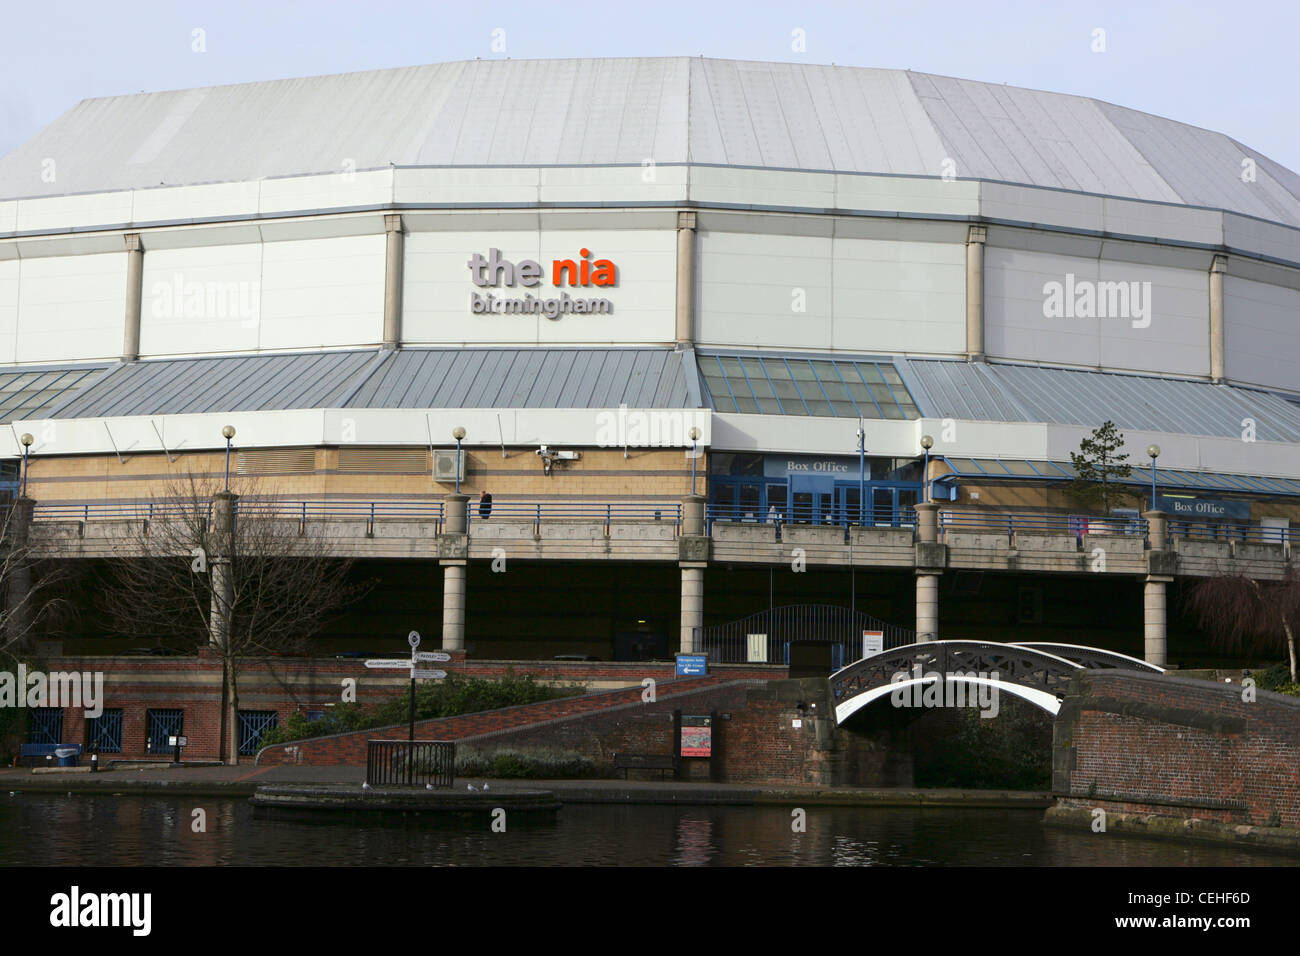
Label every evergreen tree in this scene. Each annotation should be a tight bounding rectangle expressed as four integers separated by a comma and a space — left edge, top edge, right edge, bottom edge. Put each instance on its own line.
1066, 420, 1133, 514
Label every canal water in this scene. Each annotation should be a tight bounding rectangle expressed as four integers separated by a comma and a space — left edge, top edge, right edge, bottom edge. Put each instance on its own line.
0, 793, 1289, 866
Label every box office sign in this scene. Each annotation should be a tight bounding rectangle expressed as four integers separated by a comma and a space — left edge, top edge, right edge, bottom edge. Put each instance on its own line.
467, 247, 617, 318
1155, 495, 1250, 521
681, 715, 713, 758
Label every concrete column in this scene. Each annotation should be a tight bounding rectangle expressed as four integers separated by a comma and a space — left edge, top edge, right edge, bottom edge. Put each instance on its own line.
681, 494, 705, 536
915, 501, 940, 545
382, 214, 404, 349
122, 233, 143, 362
1142, 509, 1168, 549
443, 493, 469, 535
4, 497, 35, 652
1209, 254, 1227, 383
1143, 578, 1167, 667
916, 573, 939, 643
914, 501, 941, 641
675, 211, 697, 346
441, 564, 466, 651
208, 492, 237, 649
679, 566, 703, 653
440, 493, 469, 651
965, 225, 987, 362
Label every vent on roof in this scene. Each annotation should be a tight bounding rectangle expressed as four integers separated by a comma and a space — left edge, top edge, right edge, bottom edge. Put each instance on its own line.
237, 448, 317, 475
337, 448, 430, 474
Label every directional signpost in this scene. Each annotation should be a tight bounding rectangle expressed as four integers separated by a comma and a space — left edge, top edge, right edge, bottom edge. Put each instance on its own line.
360, 632, 451, 783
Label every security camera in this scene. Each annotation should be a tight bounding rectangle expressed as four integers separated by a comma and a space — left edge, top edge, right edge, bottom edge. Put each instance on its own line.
535, 445, 550, 456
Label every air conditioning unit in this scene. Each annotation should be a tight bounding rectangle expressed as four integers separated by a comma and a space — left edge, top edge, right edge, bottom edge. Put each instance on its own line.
432, 449, 464, 482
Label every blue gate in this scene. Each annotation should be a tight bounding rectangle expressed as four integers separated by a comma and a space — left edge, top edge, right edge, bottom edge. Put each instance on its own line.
146, 709, 183, 753
28, 708, 63, 744
238, 711, 279, 755
86, 710, 124, 753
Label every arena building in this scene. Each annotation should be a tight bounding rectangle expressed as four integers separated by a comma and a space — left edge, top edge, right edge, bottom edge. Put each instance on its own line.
1, 56, 1299, 726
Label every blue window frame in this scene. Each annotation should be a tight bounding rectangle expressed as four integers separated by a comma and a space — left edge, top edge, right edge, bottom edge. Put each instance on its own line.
86, 709, 124, 753
238, 711, 279, 755
146, 709, 183, 753
28, 708, 63, 745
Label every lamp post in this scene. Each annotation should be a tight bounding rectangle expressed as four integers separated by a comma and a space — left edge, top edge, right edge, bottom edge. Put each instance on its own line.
221, 425, 236, 491
452, 426, 466, 494
1147, 444, 1161, 510
920, 434, 934, 505
856, 420, 866, 526
19, 432, 32, 498
688, 426, 700, 496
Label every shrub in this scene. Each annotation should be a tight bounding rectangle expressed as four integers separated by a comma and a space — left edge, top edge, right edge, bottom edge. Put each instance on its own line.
455, 747, 599, 779
256, 673, 587, 750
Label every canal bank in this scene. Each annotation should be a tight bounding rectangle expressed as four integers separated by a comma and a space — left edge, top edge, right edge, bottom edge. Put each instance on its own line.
0, 764, 1049, 808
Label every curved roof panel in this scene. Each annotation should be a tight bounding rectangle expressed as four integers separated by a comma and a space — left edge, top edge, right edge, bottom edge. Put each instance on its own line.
2, 57, 1297, 226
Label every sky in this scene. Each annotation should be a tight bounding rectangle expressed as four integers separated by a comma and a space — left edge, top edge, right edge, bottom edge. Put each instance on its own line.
1, 0, 1298, 171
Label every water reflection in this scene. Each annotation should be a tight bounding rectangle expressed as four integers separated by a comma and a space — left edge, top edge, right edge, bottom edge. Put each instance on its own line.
0, 794, 1288, 867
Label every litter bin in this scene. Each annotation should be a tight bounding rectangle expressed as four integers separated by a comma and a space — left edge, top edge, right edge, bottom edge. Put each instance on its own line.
55, 747, 79, 768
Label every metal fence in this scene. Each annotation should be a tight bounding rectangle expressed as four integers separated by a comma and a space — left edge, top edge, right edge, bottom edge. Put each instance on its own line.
1168, 520, 1297, 545
467, 501, 682, 532
705, 504, 917, 536
365, 739, 456, 789
237, 710, 280, 756
86, 709, 124, 753
939, 510, 1147, 544
696, 603, 916, 667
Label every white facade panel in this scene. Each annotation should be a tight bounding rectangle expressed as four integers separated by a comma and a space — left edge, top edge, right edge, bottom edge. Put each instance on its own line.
1222, 213, 1300, 269
257, 235, 385, 350
130, 181, 263, 224
697, 232, 964, 355
14, 191, 135, 233
696, 231, 834, 350
689, 166, 836, 211
403, 227, 676, 346
140, 244, 264, 356
830, 239, 965, 353
1224, 276, 1300, 391
1102, 197, 1223, 247
978, 182, 1104, 233
834, 174, 980, 218
0, 259, 18, 363
985, 247, 1209, 375
14, 252, 126, 363
394, 167, 542, 206
0, 200, 15, 234
539, 166, 689, 205
258, 169, 393, 215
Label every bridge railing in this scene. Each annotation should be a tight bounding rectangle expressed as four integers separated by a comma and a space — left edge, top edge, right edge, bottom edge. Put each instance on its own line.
705, 504, 916, 537
938, 510, 1147, 545
1167, 519, 1297, 546
467, 501, 682, 534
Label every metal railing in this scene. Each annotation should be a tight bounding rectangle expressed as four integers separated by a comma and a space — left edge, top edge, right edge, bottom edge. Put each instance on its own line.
1168, 520, 1296, 546
705, 504, 917, 536
696, 604, 916, 666
939, 510, 1147, 545
366, 739, 455, 789
467, 501, 682, 533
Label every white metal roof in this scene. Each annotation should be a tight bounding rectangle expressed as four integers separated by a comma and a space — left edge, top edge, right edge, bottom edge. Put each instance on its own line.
3, 57, 1297, 225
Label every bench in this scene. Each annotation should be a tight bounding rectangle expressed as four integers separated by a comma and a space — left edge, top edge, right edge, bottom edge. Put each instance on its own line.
19, 743, 81, 768
612, 752, 679, 780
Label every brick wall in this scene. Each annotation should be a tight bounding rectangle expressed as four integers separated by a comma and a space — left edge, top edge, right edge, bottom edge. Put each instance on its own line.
1054, 671, 1300, 827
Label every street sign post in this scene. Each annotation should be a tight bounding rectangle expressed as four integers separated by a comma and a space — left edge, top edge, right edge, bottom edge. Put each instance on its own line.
414, 652, 451, 663
406, 632, 421, 766
411, 669, 447, 680
364, 659, 415, 669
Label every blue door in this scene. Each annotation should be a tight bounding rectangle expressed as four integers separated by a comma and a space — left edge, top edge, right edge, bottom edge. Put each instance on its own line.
790, 475, 835, 524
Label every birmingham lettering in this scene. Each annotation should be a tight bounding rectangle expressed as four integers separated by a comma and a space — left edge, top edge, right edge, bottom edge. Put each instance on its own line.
468, 247, 615, 318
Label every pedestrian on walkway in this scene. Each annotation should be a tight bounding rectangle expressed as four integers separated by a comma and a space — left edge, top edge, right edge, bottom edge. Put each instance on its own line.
478, 490, 493, 520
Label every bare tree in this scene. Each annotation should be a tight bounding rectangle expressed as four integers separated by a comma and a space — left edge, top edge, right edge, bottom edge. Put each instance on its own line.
0, 499, 71, 664
1184, 569, 1299, 681
100, 473, 367, 763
